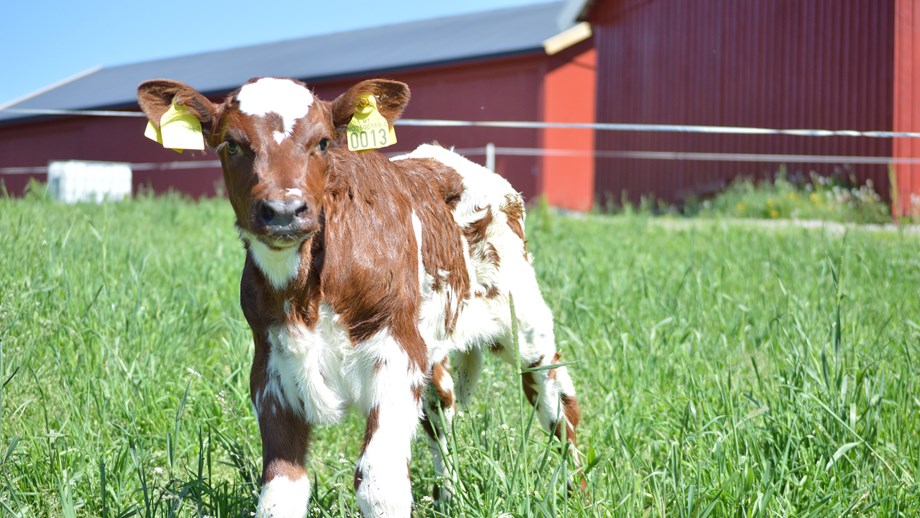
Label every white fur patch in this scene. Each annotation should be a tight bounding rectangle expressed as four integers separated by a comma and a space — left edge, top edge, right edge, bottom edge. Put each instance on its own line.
242, 230, 302, 290
411, 211, 425, 290
256, 475, 310, 518
262, 303, 353, 425
285, 188, 303, 197
237, 78, 314, 144
394, 144, 579, 461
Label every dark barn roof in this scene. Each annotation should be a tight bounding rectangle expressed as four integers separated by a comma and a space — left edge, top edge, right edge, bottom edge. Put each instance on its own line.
1, 1, 567, 123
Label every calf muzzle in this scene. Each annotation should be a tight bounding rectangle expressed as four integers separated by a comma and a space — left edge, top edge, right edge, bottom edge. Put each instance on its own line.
256, 198, 311, 236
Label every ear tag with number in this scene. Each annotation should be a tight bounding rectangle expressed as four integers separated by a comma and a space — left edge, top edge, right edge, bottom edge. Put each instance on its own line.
143, 101, 205, 153
346, 93, 396, 152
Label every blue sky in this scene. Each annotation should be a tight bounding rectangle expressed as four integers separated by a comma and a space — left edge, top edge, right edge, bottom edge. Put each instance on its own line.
0, 0, 551, 106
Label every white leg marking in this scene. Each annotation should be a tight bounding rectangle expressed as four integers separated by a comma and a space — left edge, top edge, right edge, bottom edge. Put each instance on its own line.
256, 475, 310, 518
353, 329, 424, 518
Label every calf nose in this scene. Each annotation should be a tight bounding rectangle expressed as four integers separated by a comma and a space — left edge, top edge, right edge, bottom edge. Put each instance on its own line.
257, 199, 308, 230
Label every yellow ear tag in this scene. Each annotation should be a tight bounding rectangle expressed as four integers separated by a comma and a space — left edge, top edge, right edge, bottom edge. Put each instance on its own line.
346, 93, 396, 152
143, 102, 205, 153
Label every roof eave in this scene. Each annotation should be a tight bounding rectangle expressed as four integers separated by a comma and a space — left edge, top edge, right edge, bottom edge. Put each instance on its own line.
543, 22, 592, 55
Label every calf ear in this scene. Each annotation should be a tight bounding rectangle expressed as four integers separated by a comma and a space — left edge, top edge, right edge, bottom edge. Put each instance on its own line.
136, 79, 221, 145
331, 79, 410, 130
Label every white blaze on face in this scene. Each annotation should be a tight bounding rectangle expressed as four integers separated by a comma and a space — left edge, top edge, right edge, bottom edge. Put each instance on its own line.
237, 78, 315, 144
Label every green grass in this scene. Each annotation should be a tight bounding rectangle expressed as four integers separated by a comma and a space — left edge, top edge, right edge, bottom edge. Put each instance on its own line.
2, 194, 920, 516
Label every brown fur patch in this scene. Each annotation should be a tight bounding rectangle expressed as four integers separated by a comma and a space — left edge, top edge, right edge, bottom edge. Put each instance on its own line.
501, 195, 528, 258
547, 352, 561, 381
521, 371, 539, 408
464, 209, 493, 247
464, 209, 503, 297
520, 357, 545, 409
355, 405, 380, 490
353, 467, 363, 491
561, 394, 581, 443
252, 356, 312, 484
431, 359, 455, 409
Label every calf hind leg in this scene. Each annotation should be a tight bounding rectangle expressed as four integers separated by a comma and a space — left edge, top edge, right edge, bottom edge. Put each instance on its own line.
420, 357, 457, 503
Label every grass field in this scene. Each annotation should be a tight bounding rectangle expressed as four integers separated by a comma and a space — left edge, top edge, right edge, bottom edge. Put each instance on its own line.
1, 194, 919, 516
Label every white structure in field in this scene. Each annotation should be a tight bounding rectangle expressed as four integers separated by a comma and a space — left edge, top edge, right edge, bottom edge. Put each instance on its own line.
48, 161, 132, 203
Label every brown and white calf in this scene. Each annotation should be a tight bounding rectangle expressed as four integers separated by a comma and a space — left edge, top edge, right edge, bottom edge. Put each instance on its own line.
137, 77, 582, 517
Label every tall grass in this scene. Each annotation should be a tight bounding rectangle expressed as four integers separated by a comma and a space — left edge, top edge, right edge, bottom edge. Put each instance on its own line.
1, 194, 918, 516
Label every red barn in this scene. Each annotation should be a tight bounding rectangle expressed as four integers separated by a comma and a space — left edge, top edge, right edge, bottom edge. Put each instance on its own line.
0, 2, 597, 211
563, 0, 920, 215
10, 1, 914, 214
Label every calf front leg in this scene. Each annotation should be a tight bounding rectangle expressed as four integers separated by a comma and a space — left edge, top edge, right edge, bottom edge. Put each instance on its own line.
353, 330, 426, 517
253, 378, 312, 517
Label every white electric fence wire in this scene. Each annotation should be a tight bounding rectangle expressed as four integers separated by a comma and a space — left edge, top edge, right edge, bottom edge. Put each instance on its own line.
3, 107, 920, 174
4, 107, 920, 138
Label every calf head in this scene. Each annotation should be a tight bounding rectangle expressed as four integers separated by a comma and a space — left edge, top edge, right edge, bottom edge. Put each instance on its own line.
136, 77, 410, 252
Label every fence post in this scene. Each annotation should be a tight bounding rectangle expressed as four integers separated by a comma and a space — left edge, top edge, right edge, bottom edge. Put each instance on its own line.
485, 142, 496, 172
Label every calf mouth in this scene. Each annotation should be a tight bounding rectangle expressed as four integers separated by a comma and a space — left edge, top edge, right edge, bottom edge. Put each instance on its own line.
238, 224, 314, 251
257, 230, 313, 250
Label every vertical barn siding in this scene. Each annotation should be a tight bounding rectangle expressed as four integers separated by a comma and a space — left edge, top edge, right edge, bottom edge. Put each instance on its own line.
894, 0, 920, 216
592, 0, 895, 205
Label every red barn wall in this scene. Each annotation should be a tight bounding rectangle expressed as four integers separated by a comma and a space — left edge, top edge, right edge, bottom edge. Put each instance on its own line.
894, 0, 920, 217
590, 0, 895, 206
0, 115, 223, 196
313, 55, 545, 200
540, 40, 597, 211
0, 54, 547, 202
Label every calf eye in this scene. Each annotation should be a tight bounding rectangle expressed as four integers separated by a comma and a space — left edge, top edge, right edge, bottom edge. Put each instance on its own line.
318, 138, 329, 152
226, 140, 240, 156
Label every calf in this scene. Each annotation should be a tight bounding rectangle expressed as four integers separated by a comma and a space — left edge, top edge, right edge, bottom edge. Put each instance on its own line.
137, 77, 582, 517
